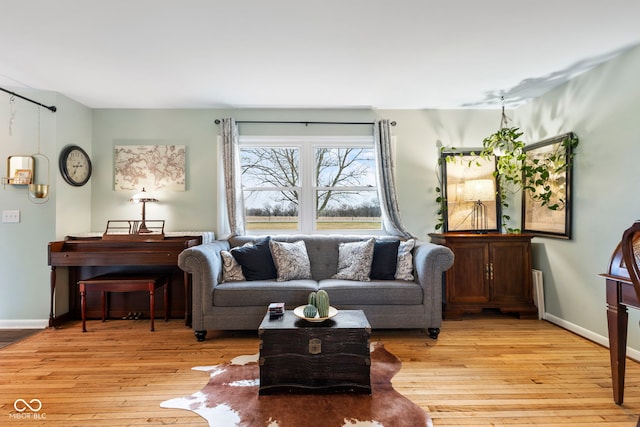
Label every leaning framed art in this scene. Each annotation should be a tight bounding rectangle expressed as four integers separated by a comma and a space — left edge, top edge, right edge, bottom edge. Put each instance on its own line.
521, 132, 578, 239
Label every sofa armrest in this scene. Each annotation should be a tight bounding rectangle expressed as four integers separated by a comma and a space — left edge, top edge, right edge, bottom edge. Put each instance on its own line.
413, 241, 455, 328
178, 240, 231, 329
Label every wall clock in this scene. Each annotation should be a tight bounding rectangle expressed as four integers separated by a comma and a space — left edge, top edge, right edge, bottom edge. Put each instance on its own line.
59, 145, 92, 187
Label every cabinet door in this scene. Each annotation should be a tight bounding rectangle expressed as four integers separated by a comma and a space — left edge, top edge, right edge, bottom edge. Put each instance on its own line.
447, 242, 490, 303
490, 241, 532, 303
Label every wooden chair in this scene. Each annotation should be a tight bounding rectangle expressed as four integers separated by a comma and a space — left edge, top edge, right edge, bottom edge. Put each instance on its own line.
620, 221, 640, 427
621, 221, 640, 302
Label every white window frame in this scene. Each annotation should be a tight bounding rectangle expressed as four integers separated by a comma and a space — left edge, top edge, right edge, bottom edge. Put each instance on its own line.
239, 135, 382, 235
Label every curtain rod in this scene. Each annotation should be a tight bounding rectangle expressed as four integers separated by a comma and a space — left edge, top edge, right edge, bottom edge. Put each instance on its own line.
0, 86, 57, 112
214, 119, 396, 126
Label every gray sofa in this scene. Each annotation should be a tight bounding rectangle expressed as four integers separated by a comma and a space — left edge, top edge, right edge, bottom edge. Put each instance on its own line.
178, 234, 454, 341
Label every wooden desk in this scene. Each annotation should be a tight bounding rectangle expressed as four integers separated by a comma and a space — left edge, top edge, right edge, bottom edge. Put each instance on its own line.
48, 235, 204, 328
601, 239, 638, 405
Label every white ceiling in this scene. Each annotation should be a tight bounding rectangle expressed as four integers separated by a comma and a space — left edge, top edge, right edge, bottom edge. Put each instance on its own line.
1, 0, 639, 110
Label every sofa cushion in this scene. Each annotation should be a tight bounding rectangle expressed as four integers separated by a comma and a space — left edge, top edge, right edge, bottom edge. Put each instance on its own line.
213, 279, 318, 307
370, 240, 400, 280
220, 250, 245, 282
269, 240, 312, 281
395, 239, 415, 281
231, 236, 277, 280
332, 238, 375, 282
229, 235, 403, 280
319, 279, 423, 305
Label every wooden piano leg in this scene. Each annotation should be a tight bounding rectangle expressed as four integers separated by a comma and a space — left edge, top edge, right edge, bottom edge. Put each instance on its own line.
184, 271, 191, 327
80, 283, 87, 333
164, 277, 169, 322
49, 266, 56, 328
606, 280, 628, 405
101, 291, 107, 322
149, 284, 155, 332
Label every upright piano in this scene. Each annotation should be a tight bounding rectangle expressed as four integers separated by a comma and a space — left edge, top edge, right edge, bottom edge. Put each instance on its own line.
48, 233, 212, 328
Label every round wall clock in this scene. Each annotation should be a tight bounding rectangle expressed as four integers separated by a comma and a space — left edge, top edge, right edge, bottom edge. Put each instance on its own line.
59, 145, 92, 187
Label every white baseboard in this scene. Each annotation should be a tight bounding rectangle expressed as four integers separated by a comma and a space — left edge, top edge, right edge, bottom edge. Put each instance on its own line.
0, 319, 49, 329
545, 313, 640, 362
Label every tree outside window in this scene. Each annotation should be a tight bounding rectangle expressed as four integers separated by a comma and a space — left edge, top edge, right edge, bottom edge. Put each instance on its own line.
240, 139, 381, 233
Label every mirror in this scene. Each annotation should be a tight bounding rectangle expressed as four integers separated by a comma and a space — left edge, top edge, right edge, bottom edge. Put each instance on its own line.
441, 150, 500, 232
6, 155, 34, 185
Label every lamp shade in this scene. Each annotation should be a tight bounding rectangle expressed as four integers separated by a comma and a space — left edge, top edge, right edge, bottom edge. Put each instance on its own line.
464, 179, 495, 202
130, 188, 158, 204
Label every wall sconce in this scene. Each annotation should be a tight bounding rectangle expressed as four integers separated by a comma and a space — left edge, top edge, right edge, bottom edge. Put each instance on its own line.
130, 188, 158, 234
464, 179, 495, 231
28, 153, 49, 203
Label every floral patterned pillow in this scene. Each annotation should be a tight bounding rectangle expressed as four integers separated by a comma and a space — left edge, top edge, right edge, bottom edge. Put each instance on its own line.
332, 238, 375, 282
395, 239, 415, 281
269, 240, 312, 281
220, 250, 245, 282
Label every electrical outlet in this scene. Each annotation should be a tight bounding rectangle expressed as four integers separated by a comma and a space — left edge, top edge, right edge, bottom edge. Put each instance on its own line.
2, 210, 20, 223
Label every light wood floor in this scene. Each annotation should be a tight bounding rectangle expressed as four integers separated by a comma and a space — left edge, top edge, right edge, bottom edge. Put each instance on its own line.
2, 316, 640, 426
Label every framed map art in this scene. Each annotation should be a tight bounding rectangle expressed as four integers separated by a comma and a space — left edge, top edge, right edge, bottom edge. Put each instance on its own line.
114, 144, 186, 192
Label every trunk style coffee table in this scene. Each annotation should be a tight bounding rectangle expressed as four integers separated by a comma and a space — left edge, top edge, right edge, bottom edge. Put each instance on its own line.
258, 309, 371, 395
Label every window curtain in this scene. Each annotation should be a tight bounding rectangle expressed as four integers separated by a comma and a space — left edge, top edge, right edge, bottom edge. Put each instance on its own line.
220, 118, 245, 237
374, 119, 413, 238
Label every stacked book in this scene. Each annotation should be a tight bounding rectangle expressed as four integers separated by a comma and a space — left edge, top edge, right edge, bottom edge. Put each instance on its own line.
268, 302, 285, 317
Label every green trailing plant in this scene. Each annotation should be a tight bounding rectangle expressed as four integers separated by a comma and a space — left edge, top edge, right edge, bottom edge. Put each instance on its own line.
521, 133, 579, 211
477, 126, 526, 233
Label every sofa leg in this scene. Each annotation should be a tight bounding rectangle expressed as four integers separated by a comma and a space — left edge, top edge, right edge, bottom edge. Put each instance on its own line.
427, 328, 440, 339
195, 330, 207, 341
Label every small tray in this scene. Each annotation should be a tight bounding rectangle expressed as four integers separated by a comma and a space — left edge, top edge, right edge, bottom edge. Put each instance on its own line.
293, 305, 338, 322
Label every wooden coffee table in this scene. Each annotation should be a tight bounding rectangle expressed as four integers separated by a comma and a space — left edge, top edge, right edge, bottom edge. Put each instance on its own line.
258, 309, 371, 395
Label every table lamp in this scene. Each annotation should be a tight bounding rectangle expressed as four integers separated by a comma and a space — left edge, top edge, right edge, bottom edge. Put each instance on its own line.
130, 188, 158, 234
464, 179, 495, 231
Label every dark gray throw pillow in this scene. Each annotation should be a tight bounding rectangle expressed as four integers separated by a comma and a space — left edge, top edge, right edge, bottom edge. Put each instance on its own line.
230, 236, 277, 280
370, 240, 400, 280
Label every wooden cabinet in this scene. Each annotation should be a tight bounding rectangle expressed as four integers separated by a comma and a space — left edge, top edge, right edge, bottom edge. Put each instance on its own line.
429, 233, 537, 319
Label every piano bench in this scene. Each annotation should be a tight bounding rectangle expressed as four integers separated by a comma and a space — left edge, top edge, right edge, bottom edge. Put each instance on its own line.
78, 273, 170, 332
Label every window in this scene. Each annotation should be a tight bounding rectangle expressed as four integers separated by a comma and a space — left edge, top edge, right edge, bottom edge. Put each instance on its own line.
240, 136, 381, 233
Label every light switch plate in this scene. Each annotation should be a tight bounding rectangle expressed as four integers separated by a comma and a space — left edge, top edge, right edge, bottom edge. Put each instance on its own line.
2, 210, 20, 223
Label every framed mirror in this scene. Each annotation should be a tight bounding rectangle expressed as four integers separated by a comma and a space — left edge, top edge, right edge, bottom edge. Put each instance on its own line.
441, 150, 500, 232
6, 155, 34, 185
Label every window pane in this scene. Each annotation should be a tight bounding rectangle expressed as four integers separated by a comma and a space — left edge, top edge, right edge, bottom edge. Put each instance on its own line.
315, 148, 376, 187
316, 190, 381, 230
244, 189, 299, 231
241, 147, 299, 188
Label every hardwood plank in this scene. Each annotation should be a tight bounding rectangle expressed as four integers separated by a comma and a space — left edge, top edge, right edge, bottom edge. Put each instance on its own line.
0, 317, 639, 426
0, 329, 40, 349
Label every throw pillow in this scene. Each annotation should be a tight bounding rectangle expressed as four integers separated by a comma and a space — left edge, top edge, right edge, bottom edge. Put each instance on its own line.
332, 238, 375, 282
269, 240, 312, 281
220, 250, 245, 282
370, 239, 400, 280
395, 238, 416, 281
230, 236, 277, 281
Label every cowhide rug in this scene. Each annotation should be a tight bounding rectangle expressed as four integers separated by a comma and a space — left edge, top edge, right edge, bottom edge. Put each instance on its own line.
161, 342, 432, 427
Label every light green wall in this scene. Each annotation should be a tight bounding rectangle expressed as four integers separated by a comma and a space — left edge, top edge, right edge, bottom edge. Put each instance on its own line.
0, 91, 90, 325
90, 108, 503, 239
515, 43, 640, 349
3, 44, 640, 358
